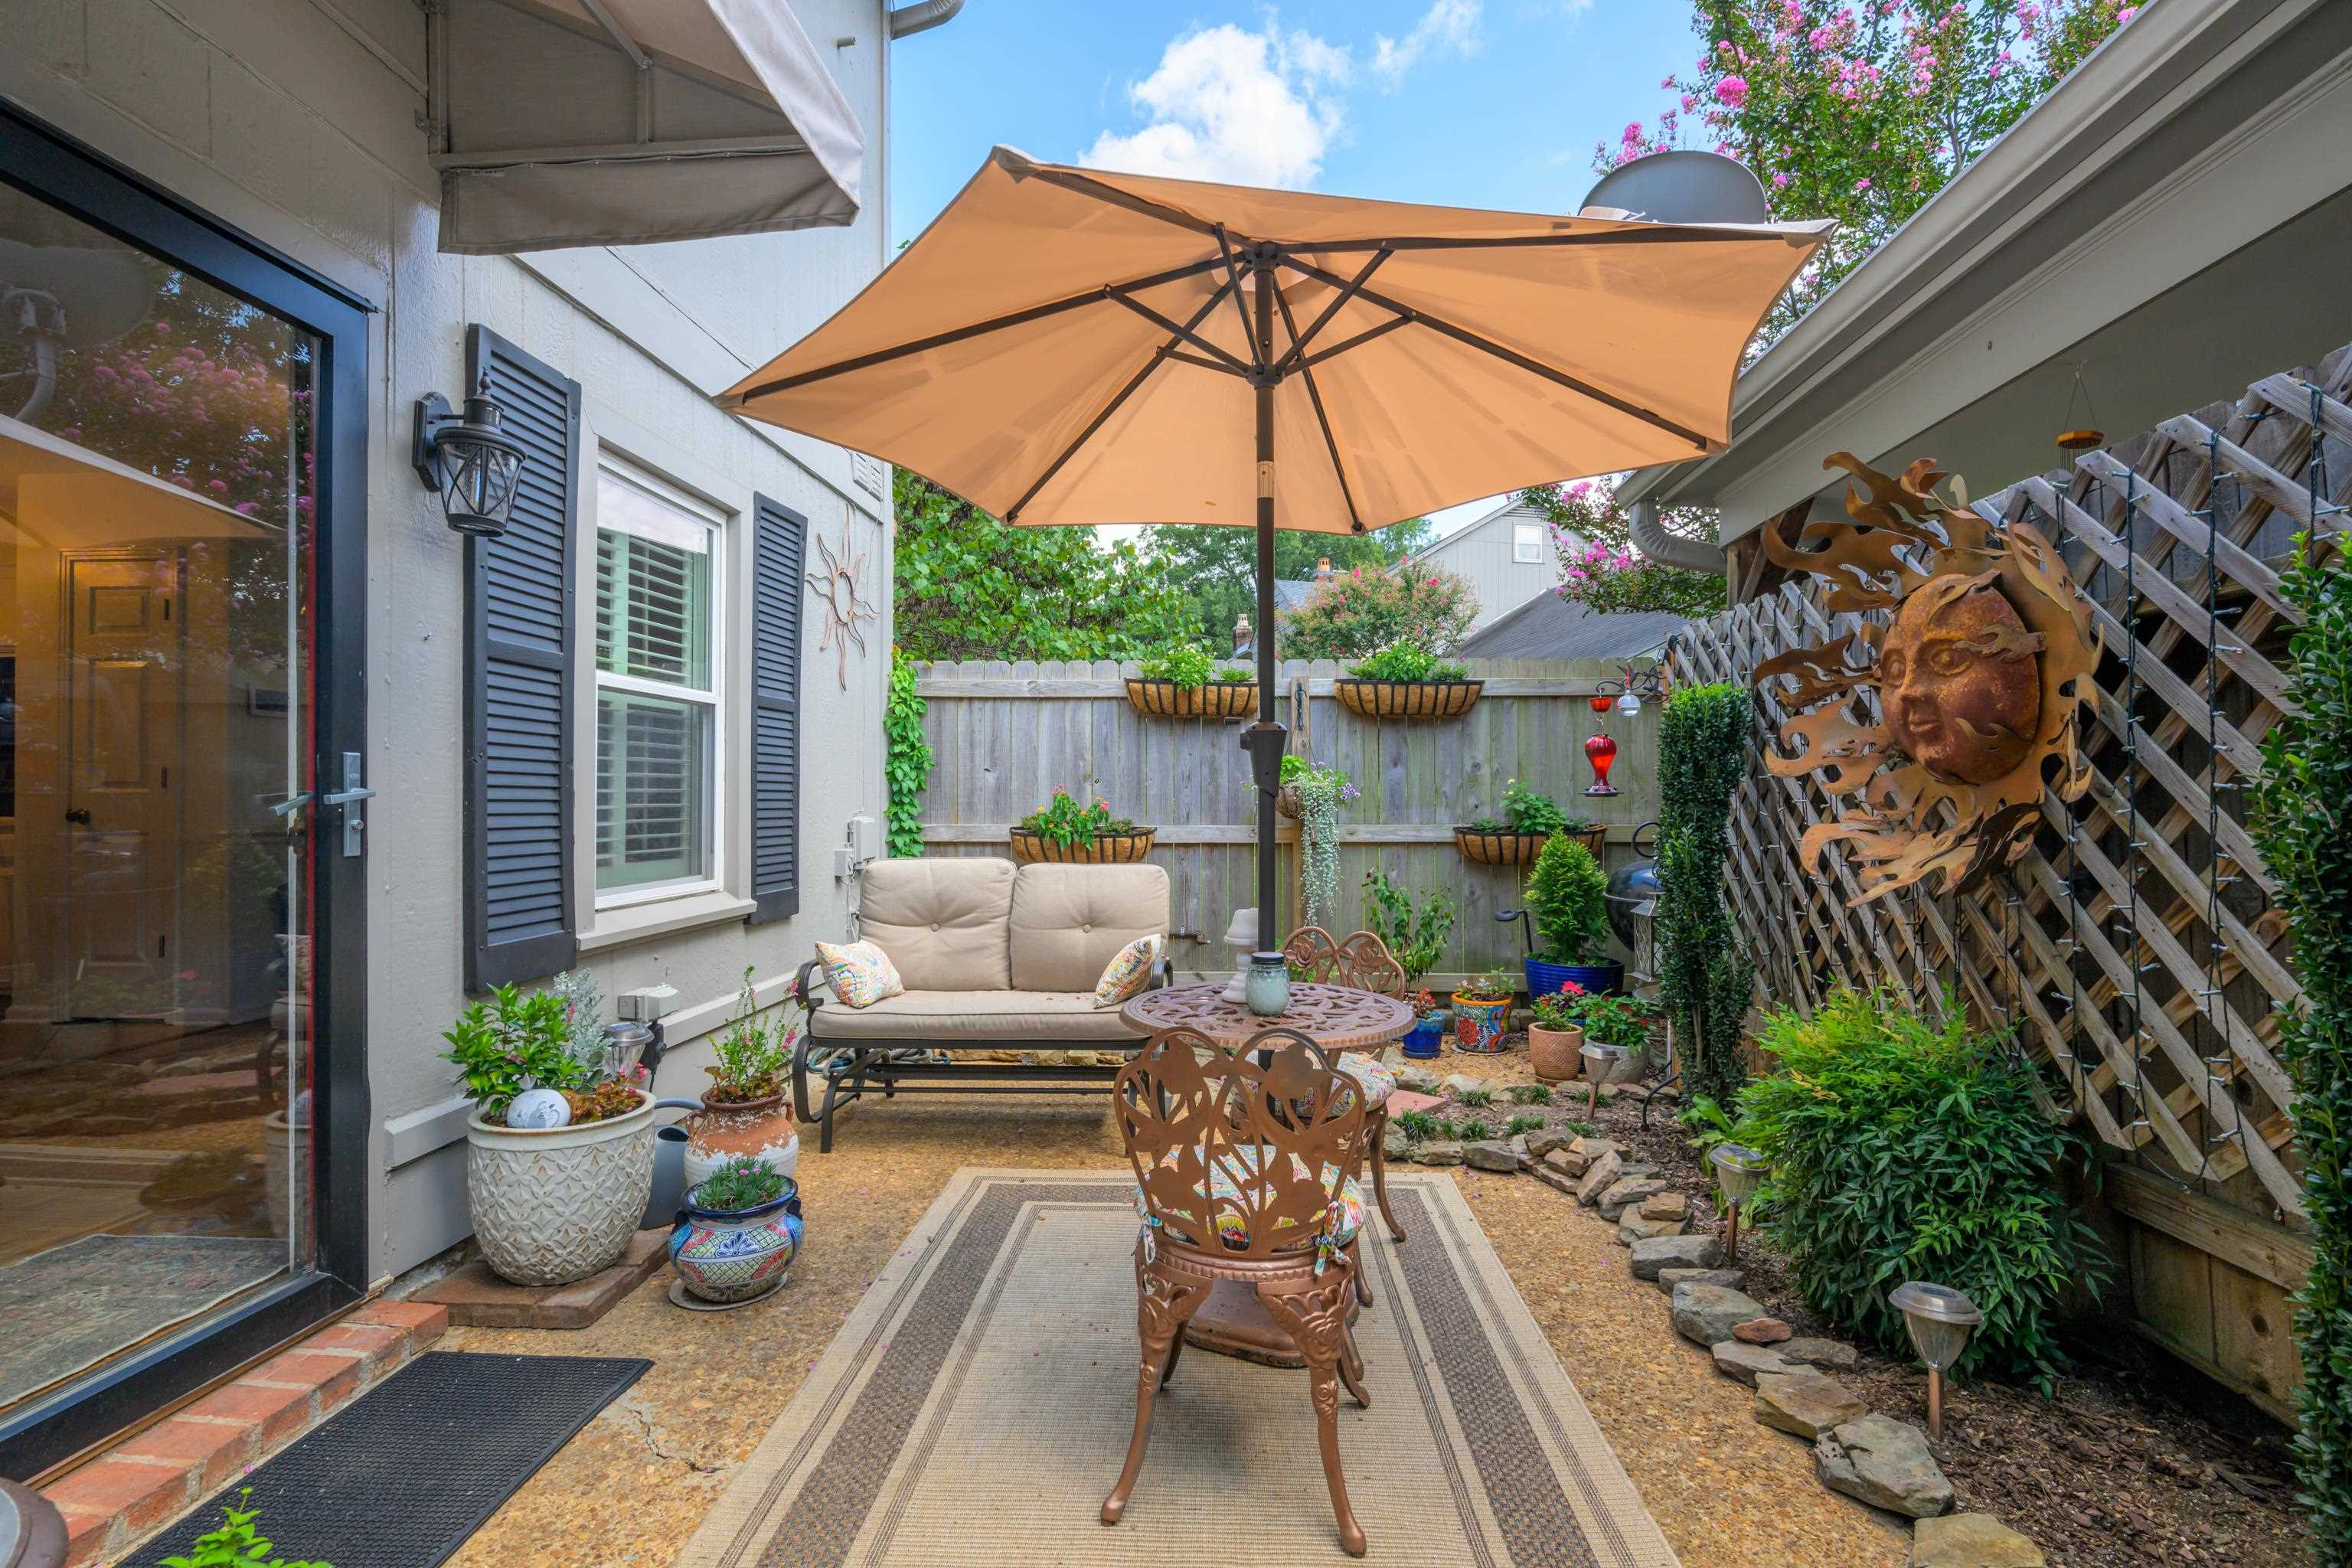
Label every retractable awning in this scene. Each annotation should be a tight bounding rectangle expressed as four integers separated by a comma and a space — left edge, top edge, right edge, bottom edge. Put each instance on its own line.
431, 0, 864, 255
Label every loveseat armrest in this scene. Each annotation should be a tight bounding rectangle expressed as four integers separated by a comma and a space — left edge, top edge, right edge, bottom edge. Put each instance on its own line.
794, 957, 828, 1012
1148, 955, 1175, 991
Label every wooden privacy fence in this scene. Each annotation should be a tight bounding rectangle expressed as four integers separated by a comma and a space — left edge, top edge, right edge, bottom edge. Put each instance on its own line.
913, 658, 1661, 984
1666, 341, 2352, 1421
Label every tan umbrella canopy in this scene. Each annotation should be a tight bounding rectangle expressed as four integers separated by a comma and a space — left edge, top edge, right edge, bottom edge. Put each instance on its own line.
722, 146, 1830, 945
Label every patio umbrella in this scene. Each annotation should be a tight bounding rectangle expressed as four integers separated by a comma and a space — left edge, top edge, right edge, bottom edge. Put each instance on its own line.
720, 147, 1829, 951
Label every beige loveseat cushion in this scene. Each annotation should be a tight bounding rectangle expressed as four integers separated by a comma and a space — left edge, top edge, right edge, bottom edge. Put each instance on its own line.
808, 990, 1139, 1041
1008, 863, 1170, 993
858, 858, 1014, 991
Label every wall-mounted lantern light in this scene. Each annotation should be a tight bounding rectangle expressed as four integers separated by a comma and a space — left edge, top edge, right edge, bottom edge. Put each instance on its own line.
1890, 1280, 1981, 1440
1708, 1142, 1768, 1259
413, 373, 524, 537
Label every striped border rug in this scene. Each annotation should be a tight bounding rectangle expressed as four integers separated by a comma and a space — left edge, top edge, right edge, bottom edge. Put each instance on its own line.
678, 1169, 1680, 1568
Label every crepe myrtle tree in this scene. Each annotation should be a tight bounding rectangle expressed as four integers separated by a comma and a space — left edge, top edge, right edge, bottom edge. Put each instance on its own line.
1142, 517, 1433, 652
1606, 0, 2135, 344
1519, 479, 1726, 619
1280, 563, 1478, 662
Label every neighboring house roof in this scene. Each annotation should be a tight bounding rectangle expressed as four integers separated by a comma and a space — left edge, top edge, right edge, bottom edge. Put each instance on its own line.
1619, 0, 2352, 542
1272, 577, 1318, 611
1457, 590, 1688, 662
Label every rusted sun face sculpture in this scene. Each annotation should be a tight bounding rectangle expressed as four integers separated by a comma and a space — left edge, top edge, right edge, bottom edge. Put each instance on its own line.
1755, 452, 2099, 905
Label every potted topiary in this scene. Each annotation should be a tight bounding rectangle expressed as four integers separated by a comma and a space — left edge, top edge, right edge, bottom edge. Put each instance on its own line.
1451, 970, 1516, 1054
681, 967, 801, 1191
1125, 644, 1258, 719
1527, 982, 1586, 1083
1333, 640, 1482, 720
1008, 789, 1157, 864
447, 979, 655, 1288
668, 1154, 803, 1307
1454, 779, 1601, 865
1523, 832, 1622, 996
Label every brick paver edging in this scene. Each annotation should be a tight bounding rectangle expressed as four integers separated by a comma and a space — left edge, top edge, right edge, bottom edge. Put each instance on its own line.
39, 1299, 449, 1568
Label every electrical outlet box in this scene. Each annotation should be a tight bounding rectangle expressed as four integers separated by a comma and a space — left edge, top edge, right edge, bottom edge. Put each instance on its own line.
616, 985, 678, 1023
834, 845, 858, 878
848, 814, 882, 862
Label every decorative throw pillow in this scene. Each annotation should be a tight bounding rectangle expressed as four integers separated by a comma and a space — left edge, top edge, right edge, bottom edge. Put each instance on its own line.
815, 940, 903, 1008
1092, 934, 1163, 1008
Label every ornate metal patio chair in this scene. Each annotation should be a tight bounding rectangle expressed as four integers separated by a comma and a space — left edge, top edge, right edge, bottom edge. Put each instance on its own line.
1104, 1024, 1373, 1558
1281, 926, 1409, 1249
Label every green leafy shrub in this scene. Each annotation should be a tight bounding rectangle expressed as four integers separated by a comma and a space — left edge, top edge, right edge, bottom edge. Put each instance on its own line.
161, 1490, 328, 1568
442, 985, 589, 1121
1282, 565, 1476, 661
1138, 644, 1217, 685
692, 1154, 787, 1213
2252, 531, 2352, 1556
1361, 871, 1456, 985
1346, 640, 1470, 683
1525, 833, 1609, 963
1658, 681, 1754, 1106
1737, 988, 2108, 1388
1017, 789, 1136, 847
884, 647, 933, 858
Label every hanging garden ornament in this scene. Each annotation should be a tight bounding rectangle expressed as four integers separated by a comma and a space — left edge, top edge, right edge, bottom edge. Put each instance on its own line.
1754, 451, 2100, 905
2055, 361, 2103, 451
1583, 732, 1619, 795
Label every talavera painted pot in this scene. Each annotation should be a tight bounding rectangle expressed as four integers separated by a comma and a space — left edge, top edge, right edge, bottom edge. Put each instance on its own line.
682, 1089, 800, 1190
1453, 995, 1513, 1054
670, 1175, 803, 1305
465, 1089, 655, 1287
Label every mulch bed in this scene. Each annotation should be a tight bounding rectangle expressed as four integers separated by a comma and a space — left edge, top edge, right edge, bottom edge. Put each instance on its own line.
1593, 1088, 2310, 1568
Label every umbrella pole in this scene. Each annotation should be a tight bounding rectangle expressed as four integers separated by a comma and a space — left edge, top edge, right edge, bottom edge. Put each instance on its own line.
1251, 260, 1281, 955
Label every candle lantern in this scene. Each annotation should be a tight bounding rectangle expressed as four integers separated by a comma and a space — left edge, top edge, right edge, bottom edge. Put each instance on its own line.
1890, 1280, 1981, 1440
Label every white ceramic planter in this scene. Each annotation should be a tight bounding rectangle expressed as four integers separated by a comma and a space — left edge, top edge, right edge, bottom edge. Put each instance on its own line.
465, 1089, 655, 1287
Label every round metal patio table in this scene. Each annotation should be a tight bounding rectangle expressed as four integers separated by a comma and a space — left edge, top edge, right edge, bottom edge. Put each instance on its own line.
1119, 982, 1414, 1367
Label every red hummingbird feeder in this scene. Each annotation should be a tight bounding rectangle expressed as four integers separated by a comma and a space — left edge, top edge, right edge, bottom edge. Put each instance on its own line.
1583, 732, 1620, 795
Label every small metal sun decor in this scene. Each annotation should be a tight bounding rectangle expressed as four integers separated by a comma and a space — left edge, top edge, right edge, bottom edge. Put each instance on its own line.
806, 515, 879, 690
1754, 452, 2101, 906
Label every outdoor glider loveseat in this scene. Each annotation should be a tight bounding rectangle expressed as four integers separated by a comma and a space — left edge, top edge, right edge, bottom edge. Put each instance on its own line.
791, 857, 1173, 1151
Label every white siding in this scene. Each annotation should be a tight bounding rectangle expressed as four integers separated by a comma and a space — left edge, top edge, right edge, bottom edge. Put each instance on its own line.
1413, 498, 1561, 632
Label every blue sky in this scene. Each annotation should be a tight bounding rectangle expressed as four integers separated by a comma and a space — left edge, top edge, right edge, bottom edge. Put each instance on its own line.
887, 1, 1706, 534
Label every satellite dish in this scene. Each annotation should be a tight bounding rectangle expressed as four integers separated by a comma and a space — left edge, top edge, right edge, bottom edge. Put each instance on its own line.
1579, 150, 1771, 227
0, 240, 155, 349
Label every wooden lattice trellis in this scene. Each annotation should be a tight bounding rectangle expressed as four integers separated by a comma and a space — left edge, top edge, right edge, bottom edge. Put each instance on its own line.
1668, 344, 2352, 1237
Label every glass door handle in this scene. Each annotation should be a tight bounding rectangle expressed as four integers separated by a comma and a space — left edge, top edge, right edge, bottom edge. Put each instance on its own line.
318, 786, 376, 806
64, 807, 90, 825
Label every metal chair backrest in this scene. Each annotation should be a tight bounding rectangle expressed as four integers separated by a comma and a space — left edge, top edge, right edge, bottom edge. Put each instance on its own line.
1282, 926, 1407, 999
1112, 1025, 1367, 1263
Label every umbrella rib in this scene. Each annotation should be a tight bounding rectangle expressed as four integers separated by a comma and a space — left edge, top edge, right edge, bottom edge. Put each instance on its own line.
1297, 314, 1413, 371
1272, 247, 1390, 377
1004, 280, 1236, 523
1282, 256, 1713, 452
1165, 349, 1249, 377
1107, 292, 1253, 377
1213, 228, 1268, 369
1292, 230, 1798, 253
1272, 283, 1364, 533
727, 257, 1227, 401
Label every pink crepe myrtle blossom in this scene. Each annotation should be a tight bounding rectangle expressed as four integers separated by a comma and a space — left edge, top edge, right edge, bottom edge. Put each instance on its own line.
1714, 75, 1749, 109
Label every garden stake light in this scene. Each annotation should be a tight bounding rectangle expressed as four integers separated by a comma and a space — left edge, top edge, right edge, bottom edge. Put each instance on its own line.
1708, 1142, 1767, 1260
1890, 1280, 1981, 1440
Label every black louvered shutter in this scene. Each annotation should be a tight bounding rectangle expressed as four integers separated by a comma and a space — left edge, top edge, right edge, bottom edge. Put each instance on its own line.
465, 325, 580, 988
747, 495, 805, 924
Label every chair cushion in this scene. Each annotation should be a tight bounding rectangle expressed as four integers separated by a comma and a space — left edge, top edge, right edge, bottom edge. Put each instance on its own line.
812, 940, 903, 1008
808, 988, 1143, 1041
1008, 863, 1170, 992
1132, 1145, 1365, 1253
1337, 1051, 1397, 1109
1093, 934, 1162, 1008
859, 858, 1015, 991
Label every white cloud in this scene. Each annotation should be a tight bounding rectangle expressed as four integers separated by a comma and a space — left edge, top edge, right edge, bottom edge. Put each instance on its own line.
1079, 24, 1350, 189
1370, 0, 1482, 87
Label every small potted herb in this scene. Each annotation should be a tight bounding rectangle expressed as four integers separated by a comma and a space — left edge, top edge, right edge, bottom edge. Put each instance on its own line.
1527, 981, 1586, 1084
1010, 789, 1157, 864
1333, 639, 1482, 720
1126, 645, 1257, 718
446, 978, 655, 1288
669, 1154, 803, 1307
1522, 831, 1622, 996
1454, 780, 1600, 866
1451, 970, 1516, 1054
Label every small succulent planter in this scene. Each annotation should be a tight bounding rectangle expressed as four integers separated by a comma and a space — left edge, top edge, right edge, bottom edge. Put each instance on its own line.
1334, 677, 1482, 720
1008, 826, 1158, 864
1124, 678, 1257, 719
668, 1174, 804, 1307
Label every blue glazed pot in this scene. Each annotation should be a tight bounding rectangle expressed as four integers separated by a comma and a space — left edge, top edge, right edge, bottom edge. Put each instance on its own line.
670, 1176, 804, 1305
1403, 1019, 1443, 1060
1527, 957, 1624, 998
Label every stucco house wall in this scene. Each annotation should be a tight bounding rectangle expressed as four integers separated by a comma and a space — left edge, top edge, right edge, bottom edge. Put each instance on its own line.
3, 0, 896, 1281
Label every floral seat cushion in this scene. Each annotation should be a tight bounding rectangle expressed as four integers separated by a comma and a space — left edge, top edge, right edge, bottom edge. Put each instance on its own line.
1336, 1051, 1396, 1110
1132, 1142, 1366, 1253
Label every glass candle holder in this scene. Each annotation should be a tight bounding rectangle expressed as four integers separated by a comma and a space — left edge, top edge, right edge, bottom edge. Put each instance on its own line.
1245, 951, 1292, 1018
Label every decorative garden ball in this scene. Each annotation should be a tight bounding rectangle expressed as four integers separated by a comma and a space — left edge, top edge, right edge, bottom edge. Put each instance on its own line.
506, 1087, 572, 1130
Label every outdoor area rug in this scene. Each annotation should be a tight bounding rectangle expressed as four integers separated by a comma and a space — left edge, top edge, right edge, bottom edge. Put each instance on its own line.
0, 1233, 285, 1408
126, 1350, 650, 1567
678, 1168, 1681, 1568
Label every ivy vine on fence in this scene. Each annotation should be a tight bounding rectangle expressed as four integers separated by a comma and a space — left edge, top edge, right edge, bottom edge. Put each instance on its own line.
884, 648, 933, 858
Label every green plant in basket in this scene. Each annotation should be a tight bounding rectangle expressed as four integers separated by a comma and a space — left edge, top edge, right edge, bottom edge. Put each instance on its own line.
1347, 641, 1468, 684
1018, 789, 1135, 848
1361, 871, 1455, 985
1215, 665, 1252, 682
1525, 832, 1610, 963
160, 1490, 329, 1568
692, 1153, 788, 1213
1500, 780, 1588, 838
1138, 643, 1218, 687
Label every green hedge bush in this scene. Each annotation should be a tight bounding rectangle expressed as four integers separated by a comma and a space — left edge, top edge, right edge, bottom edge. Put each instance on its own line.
1657, 680, 1753, 1105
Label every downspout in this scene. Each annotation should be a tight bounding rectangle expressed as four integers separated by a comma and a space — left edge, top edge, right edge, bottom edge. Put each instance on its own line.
887, 0, 963, 39
1628, 498, 1725, 577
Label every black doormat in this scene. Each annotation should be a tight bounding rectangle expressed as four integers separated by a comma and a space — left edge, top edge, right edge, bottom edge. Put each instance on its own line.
126, 1351, 651, 1568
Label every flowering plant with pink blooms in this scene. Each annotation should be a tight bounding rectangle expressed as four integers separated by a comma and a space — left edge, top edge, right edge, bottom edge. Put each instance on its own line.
1279, 562, 1478, 662
1520, 479, 1725, 619
1601, 1, 2133, 344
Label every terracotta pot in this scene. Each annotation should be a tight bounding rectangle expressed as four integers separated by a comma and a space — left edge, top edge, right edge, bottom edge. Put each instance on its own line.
1528, 1023, 1585, 1083
1008, 827, 1158, 864
1124, 678, 1258, 719
464, 1089, 655, 1287
1333, 678, 1482, 720
683, 1088, 800, 1188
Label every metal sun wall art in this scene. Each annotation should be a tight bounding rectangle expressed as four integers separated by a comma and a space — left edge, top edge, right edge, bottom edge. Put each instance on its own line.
807, 514, 880, 689
1755, 452, 2100, 906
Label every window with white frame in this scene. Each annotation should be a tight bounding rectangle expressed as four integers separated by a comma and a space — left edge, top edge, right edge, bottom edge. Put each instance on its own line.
1513, 522, 1544, 564
593, 460, 724, 901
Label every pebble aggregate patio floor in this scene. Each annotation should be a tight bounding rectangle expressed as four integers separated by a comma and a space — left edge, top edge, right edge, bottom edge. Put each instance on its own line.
436, 1062, 1909, 1568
